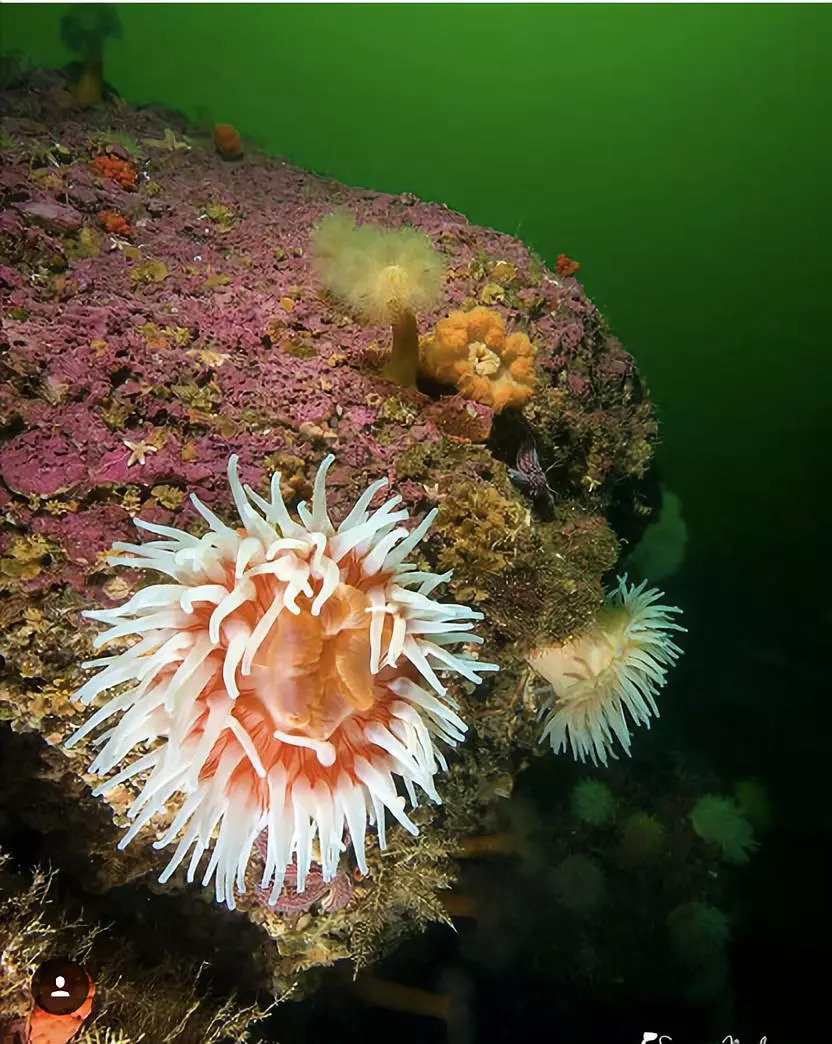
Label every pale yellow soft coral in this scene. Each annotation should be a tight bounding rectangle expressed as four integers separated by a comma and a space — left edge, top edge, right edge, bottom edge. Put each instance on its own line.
420, 306, 537, 412
311, 212, 444, 386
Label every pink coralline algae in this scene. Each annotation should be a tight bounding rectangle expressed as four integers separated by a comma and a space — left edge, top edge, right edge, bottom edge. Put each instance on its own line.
16, 200, 85, 235
556, 321, 585, 355
568, 373, 589, 397
0, 431, 89, 497
33, 504, 136, 567
0, 66, 659, 996
249, 844, 355, 915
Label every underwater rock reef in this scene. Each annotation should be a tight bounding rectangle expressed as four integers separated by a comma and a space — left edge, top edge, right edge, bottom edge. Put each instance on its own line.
0, 65, 661, 1027
0, 848, 271, 1042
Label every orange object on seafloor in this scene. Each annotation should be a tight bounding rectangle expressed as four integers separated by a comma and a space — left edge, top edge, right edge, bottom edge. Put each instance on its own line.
99, 210, 132, 238
555, 252, 581, 277
89, 154, 137, 191
213, 123, 243, 159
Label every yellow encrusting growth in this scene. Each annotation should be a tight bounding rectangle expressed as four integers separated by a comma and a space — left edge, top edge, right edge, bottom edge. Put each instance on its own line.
419, 306, 537, 412
311, 212, 444, 386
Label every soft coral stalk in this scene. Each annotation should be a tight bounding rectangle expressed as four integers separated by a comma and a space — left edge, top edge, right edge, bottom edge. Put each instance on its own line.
311, 213, 443, 387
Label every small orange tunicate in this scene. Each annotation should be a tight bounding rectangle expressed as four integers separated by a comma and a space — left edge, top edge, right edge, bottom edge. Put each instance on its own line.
89, 154, 137, 190
98, 210, 131, 238
213, 123, 243, 160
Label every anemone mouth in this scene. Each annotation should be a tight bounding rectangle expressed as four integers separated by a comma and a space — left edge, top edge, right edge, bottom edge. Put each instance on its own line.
67, 454, 498, 909
379, 263, 409, 298
467, 341, 501, 377
529, 577, 685, 767
427, 309, 536, 413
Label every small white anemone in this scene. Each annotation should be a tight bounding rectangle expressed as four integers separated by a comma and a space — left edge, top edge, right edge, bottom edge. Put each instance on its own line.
528, 576, 685, 766
66, 454, 498, 909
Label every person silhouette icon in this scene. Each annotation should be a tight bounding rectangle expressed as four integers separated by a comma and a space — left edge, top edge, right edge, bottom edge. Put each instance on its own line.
30, 959, 93, 1017
0, 960, 95, 1044
49, 975, 71, 999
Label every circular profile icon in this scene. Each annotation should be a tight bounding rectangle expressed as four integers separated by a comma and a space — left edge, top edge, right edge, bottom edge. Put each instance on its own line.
31, 959, 92, 1016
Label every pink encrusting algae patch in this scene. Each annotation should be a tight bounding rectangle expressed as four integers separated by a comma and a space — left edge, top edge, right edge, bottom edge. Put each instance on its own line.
0, 69, 661, 946
249, 841, 355, 915
0, 74, 621, 527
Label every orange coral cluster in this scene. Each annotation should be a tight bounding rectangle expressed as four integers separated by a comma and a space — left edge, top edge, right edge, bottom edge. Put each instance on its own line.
98, 210, 131, 238
89, 154, 137, 190
556, 253, 580, 277
420, 307, 537, 413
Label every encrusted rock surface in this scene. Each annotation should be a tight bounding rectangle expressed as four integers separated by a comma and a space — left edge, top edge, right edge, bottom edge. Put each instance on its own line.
0, 67, 657, 1003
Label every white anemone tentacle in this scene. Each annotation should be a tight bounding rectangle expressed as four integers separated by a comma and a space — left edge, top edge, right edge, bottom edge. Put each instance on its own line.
67, 454, 499, 910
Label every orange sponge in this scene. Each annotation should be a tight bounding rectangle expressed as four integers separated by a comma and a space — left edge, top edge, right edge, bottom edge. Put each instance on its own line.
420, 307, 537, 412
89, 154, 137, 191
98, 210, 132, 238
214, 123, 243, 160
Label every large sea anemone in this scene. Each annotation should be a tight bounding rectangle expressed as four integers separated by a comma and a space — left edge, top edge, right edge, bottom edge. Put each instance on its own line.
528, 577, 684, 766
66, 456, 497, 909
